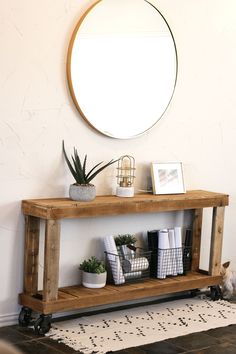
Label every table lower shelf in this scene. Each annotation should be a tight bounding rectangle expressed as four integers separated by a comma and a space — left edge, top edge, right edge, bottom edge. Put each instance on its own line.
19, 272, 222, 315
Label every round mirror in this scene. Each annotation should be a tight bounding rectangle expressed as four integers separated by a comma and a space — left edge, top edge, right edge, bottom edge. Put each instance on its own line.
67, 0, 177, 139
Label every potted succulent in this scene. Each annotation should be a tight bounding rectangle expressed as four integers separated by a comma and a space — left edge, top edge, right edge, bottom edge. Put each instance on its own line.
63, 141, 117, 201
114, 234, 137, 259
79, 256, 107, 288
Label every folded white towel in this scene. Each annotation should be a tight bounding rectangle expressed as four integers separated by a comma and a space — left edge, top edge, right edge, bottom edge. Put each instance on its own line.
124, 271, 142, 280
123, 257, 149, 273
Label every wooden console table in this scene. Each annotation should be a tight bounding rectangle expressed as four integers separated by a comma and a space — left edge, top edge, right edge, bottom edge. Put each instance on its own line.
19, 190, 228, 333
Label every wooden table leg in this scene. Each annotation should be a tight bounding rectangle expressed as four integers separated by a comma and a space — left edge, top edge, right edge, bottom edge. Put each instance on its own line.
209, 206, 225, 276
24, 216, 40, 295
43, 219, 61, 302
191, 208, 203, 272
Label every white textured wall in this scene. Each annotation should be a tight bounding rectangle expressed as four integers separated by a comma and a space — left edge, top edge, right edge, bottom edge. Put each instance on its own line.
1, 0, 236, 324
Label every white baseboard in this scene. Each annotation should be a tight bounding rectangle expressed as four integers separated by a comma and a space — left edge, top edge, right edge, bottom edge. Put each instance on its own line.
0, 313, 18, 327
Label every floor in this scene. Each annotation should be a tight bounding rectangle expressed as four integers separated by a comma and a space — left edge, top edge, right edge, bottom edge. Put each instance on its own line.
1, 321, 236, 354
1, 296, 236, 354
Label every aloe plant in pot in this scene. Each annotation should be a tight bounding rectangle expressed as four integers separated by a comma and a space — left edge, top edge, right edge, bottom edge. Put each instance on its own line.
62, 141, 117, 201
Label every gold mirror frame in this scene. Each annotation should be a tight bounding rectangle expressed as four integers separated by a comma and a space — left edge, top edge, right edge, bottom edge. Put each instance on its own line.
67, 0, 177, 139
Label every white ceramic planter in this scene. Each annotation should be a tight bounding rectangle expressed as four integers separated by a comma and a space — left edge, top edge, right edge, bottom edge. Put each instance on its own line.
69, 184, 96, 201
82, 271, 107, 288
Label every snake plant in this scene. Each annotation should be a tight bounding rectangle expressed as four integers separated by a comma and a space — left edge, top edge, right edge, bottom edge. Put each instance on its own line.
62, 141, 117, 185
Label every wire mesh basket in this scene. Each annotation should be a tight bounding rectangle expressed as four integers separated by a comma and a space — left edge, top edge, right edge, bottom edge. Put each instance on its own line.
105, 247, 152, 285
150, 246, 192, 279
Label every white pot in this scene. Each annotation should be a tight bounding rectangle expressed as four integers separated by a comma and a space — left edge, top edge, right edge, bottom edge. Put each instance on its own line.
82, 271, 107, 288
69, 184, 96, 201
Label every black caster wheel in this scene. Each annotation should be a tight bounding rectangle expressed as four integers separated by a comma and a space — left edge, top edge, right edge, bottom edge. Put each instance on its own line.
190, 289, 198, 297
34, 314, 52, 335
18, 307, 32, 327
210, 285, 222, 301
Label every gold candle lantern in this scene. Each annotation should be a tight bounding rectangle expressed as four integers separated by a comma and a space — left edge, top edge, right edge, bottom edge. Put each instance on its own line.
116, 155, 135, 197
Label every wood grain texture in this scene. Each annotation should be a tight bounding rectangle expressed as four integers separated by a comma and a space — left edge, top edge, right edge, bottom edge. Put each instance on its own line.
22, 190, 229, 220
24, 216, 40, 295
19, 190, 228, 316
43, 219, 60, 302
19, 273, 222, 314
209, 206, 225, 276
191, 209, 203, 272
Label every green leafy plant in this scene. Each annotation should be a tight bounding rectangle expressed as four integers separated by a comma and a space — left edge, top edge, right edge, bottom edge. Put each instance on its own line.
114, 234, 137, 246
62, 141, 117, 185
79, 256, 106, 274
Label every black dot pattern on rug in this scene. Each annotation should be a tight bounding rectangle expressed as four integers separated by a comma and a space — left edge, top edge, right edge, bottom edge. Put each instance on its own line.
178, 317, 188, 327
198, 314, 207, 323
79, 323, 86, 333
157, 322, 167, 332
218, 310, 227, 319
89, 336, 98, 348
125, 315, 132, 323
114, 331, 123, 341
167, 308, 174, 315
186, 304, 194, 311
136, 326, 146, 337
46, 297, 236, 354
146, 311, 154, 320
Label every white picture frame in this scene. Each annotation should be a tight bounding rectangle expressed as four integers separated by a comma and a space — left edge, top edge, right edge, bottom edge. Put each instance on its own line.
151, 162, 185, 195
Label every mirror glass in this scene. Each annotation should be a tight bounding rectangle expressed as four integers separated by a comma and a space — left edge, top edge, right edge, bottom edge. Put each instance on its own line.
67, 0, 177, 139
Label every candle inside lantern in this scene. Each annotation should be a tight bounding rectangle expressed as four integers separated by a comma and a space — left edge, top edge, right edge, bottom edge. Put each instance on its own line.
116, 155, 135, 197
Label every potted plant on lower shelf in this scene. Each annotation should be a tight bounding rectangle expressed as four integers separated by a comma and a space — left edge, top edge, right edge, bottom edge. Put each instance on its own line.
114, 234, 137, 259
79, 256, 107, 288
62, 141, 117, 201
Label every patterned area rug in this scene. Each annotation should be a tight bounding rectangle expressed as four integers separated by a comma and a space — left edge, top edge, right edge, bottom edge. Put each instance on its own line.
46, 296, 236, 354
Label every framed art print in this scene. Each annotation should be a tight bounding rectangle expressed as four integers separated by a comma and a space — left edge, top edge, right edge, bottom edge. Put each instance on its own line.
151, 162, 185, 195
